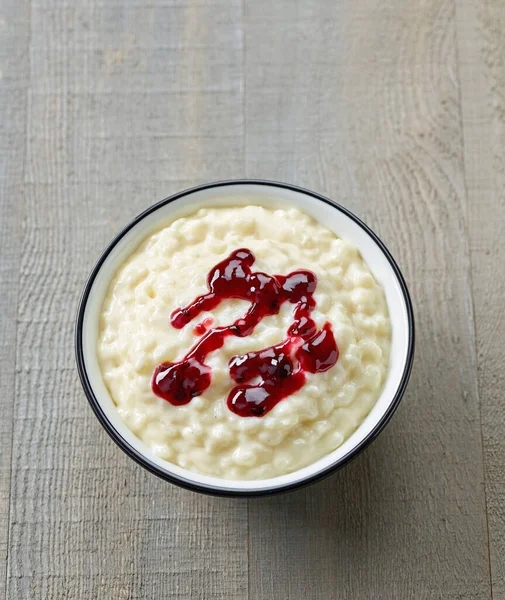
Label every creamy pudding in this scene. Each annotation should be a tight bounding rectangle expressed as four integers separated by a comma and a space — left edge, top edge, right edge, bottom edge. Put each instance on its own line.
98, 206, 391, 479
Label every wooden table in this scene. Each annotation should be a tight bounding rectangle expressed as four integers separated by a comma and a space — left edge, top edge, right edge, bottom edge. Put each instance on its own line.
1, 0, 503, 598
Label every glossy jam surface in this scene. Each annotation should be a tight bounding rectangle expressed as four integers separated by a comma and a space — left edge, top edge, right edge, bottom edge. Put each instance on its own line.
193, 317, 213, 337
152, 249, 339, 416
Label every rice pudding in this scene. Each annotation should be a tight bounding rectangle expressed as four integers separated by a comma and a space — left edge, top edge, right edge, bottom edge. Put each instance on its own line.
98, 206, 391, 480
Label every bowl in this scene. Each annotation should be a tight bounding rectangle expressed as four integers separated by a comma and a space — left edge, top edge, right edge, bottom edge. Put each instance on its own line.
75, 180, 414, 496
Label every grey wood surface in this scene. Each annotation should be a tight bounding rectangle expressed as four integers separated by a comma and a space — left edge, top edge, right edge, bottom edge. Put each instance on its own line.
0, 0, 503, 598
0, 0, 29, 596
457, 1, 505, 597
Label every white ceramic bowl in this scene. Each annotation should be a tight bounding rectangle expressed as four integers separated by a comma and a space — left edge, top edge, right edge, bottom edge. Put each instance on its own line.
75, 180, 415, 496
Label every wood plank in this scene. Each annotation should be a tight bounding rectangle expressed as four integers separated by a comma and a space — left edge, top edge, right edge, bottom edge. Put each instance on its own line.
0, 0, 30, 597
245, 1, 491, 598
7, 1, 247, 599
456, 1, 505, 597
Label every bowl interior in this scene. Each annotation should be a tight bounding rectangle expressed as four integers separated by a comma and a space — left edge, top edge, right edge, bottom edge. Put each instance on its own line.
79, 182, 413, 494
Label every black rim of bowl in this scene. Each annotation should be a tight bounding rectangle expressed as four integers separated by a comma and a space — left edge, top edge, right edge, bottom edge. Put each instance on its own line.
75, 179, 415, 497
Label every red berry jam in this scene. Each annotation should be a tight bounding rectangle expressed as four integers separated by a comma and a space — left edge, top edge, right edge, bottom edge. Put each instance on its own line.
193, 317, 214, 336
152, 248, 339, 417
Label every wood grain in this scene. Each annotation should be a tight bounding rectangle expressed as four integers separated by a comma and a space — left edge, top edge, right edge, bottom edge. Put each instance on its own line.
0, 1, 30, 597
456, 1, 505, 597
245, 0, 491, 598
6, 1, 248, 598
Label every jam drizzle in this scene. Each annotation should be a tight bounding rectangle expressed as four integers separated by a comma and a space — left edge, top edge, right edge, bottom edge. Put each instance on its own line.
193, 317, 214, 337
152, 249, 339, 417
